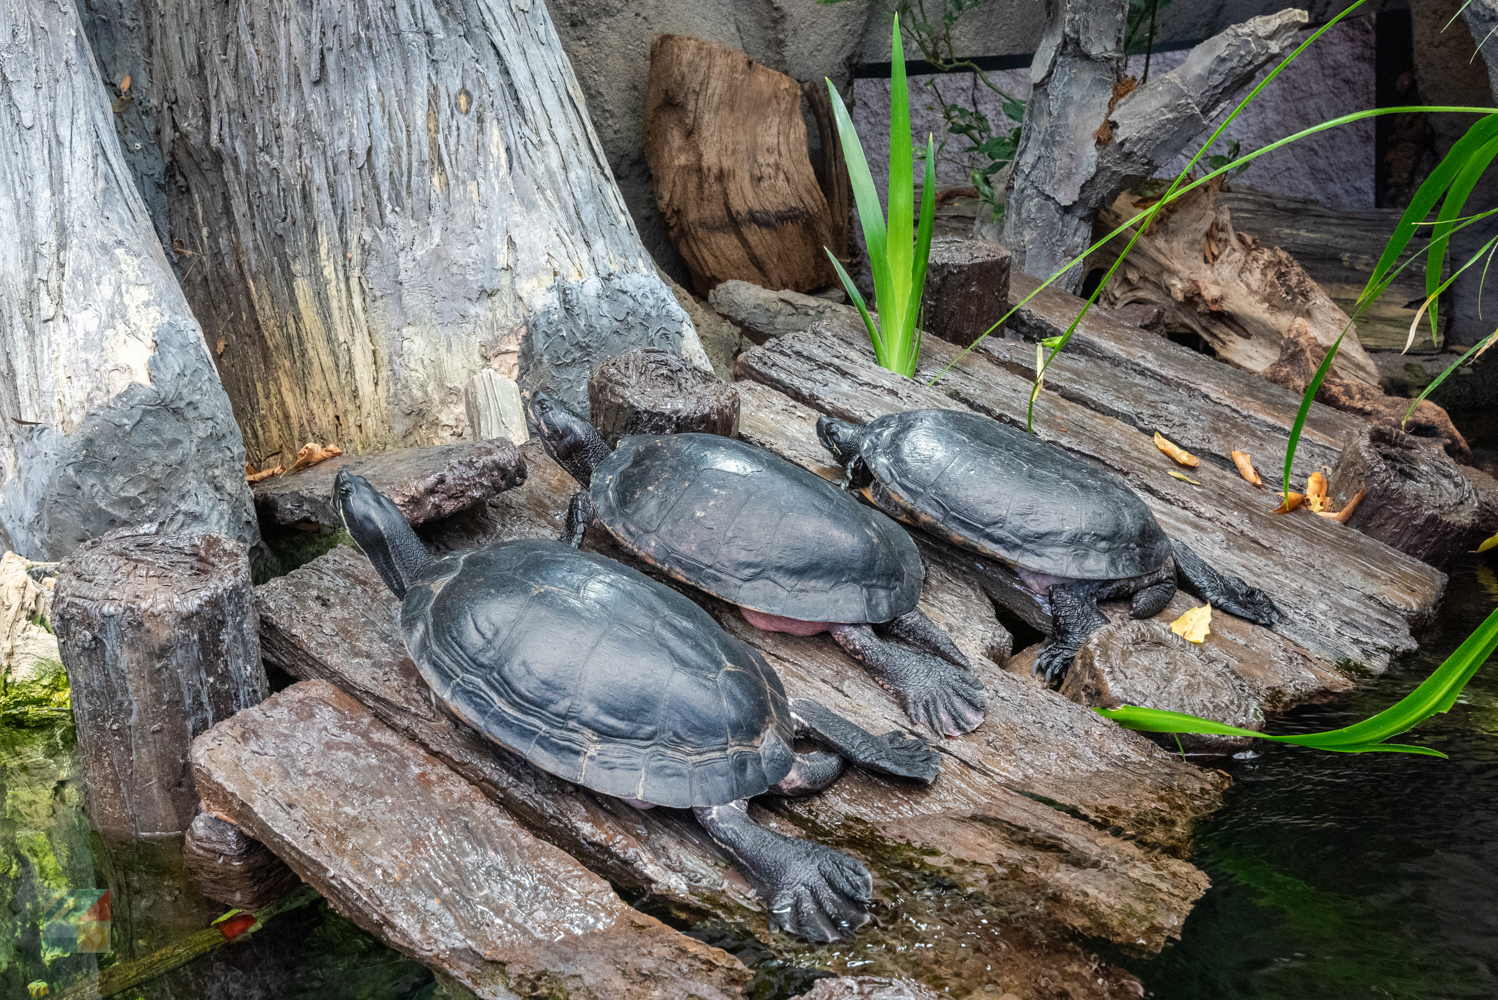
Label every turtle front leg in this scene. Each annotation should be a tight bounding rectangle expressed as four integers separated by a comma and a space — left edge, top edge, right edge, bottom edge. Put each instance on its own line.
1171, 540, 1281, 626
1036, 582, 1109, 683
880, 608, 972, 670
787, 697, 940, 784
1130, 579, 1176, 619
828, 624, 986, 737
561, 491, 592, 548
694, 800, 872, 943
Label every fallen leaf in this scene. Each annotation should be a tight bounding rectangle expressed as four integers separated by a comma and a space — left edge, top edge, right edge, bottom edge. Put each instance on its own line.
1318, 487, 1366, 525
1154, 431, 1199, 467
1171, 604, 1212, 643
246, 465, 283, 484
215, 337, 227, 355
1168, 470, 1201, 485
119, 74, 131, 93
1476, 531, 1498, 553
1231, 450, 1262, 487
283, 442, 344, 474
1273, 492, 1305, 514
1306, 471, 1327, 510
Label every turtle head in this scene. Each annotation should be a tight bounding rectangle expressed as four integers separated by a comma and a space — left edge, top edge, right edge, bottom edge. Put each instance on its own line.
815, 416, 865, 467
334, 471, 431, 600
529, 391, 611, 488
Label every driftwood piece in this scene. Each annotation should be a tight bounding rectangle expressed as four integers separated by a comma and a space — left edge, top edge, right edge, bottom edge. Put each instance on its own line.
191, 681, 750, 999
182, 813, 302, 911
918, 237, 1011, 348
709, 281, 849, 344
53, 529, 267, 839
252, 440, 526, 531
733, 316, 1446, 674
1095, 182, 1383, 388
1262, 318, 1470, 461
1220, 188, 1447, 350
802, 80, 852, 263
465, 371, 529, 447
1327, 426, 1483, 567
645, 35, 836, 296
588, 348, 739, 447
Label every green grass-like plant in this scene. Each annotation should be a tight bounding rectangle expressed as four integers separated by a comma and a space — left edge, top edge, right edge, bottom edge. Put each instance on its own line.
824, 13, 936, 378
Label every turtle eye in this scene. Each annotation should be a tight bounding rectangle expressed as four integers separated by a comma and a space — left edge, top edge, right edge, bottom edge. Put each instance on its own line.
338, 483, 352, 498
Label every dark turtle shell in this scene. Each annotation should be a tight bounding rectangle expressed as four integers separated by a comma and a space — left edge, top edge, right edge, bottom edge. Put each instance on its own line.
401, 539, 795, 809
591, 434, 923, 624
858, 409, 1171, 581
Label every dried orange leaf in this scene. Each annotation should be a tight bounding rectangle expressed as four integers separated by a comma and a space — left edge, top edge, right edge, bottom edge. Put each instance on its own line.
246, 465, 283, 484
284, 442, 344, 474
1273, 492, 1305, 514
1154, 432, 1199, 467
1320, 486, 1366, 524
120, 74, 131, 93
1167, 470, 1201, 485
1171, 604, 1212, 643
1306, 471, 1327, 505
1231, 450, 1262, 487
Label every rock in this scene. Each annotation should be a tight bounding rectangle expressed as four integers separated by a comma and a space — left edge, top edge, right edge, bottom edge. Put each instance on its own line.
0, 551, 59, 682
709, 280, 852, 344
797, 976, 946, 999
252, 440, 526, 531
190, 680, 751, 1000
465, 371, 528, 447
659, 267, 748, 379
53, 528, 267, 839
588, 347, 740, 447
1263, 318, 1471, 461
182, 812, 302, 911
918, 237, 1011, 348
1327, 425, 1483, 567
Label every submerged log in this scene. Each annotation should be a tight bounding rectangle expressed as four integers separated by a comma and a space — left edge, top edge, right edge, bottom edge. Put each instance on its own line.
644, 35, 836, 296
191, 680, 751, 1000
1327, 426, 1483, 567
54, 529, 267, 839
182, 813, 302, 911
733, 314, 1446, 674
588, 347, 740, 447
918, 237, 1011, 348
252, 440, 526, 532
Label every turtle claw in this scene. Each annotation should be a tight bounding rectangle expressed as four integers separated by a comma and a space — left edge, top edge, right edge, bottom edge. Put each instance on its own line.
1033, 642, 1075, 685
766, 841, 873, 943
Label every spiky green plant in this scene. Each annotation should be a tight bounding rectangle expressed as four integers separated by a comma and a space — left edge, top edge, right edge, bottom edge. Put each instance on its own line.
823, 13, 936, 378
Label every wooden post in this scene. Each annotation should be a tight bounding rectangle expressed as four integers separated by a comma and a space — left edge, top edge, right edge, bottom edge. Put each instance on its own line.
919, 237, 1011, 348
182, 813, 302, 911
588, 348, 740, 447
53, 528, 267, 839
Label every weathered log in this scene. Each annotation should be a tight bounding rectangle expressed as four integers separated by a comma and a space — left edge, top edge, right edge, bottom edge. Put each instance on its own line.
802, 79, 853, 263
252, 440, 526, 532
709, 281, 849, 344
1261, 318, 1471, 460
733, 314, 1447, 674
54, 529, 267, 839
644, 35, 837, 296
191, 680, 751, 1000
1327, 426, 1483, 567
1219, 188, 1447, 351
918, 237, 1011, 348
87, 0, 706, 462
588, 348, 740, 448
1095, 181, 1383, 388
182, 813, 302, 911
0, 0, 258, 561
1002, 6, 1304, 288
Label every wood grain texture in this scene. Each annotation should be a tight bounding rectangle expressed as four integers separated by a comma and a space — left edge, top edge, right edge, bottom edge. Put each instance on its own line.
191, 681, 751, 1000
182, 813, 302, 911
589, 347, 740, 447
53, 529, 267, 838
645, 34, 836, 296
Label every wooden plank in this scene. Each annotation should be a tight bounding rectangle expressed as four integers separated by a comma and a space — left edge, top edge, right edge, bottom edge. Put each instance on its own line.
733, 319, 1445, 673
191, 680, 751, 1000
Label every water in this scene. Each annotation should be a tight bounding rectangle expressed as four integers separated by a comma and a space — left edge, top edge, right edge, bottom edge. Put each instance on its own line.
1131, 557, 1498, 1000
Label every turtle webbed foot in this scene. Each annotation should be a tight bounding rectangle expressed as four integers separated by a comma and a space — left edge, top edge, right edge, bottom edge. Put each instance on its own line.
786, 698, 942, 784
1033, 642, 1076, 685
867, 730, 941, 784
830, 624, 986, 737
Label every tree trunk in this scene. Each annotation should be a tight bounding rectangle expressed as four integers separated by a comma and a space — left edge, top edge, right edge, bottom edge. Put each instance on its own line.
589, 348, 740, 447
53, 529, 267, 839
0, 0, 259, 562
84, 0, 709, 471
1003, 4, 1305, 289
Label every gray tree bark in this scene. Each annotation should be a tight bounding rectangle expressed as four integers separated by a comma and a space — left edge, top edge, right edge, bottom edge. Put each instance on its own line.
1002, 3, 1305, 290
84, 0, 709, 472
0, 0, 259, 561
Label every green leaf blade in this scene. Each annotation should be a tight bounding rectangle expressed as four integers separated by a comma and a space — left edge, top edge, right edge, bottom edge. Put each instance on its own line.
826, 78, 894, 340
885, 14, 915, 333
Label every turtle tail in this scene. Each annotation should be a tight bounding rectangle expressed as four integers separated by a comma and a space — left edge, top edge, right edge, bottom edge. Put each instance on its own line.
1170, 539, 1281, 626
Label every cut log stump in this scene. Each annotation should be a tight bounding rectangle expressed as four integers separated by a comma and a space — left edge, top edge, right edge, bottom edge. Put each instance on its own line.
190, 680, 751, 1000
919, 237, 1010, 348
588, 347, 739, 447
645, 35, 836, 296
1328, 426, 1483, 567
54, 529, 266, 839
182, 812, 302, 911
252, 440, 526, 532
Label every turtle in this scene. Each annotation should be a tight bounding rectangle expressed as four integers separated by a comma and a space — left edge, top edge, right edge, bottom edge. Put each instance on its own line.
528, 392, 987, 737
333, 470, 941, 942
814, 408, 1282, 683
